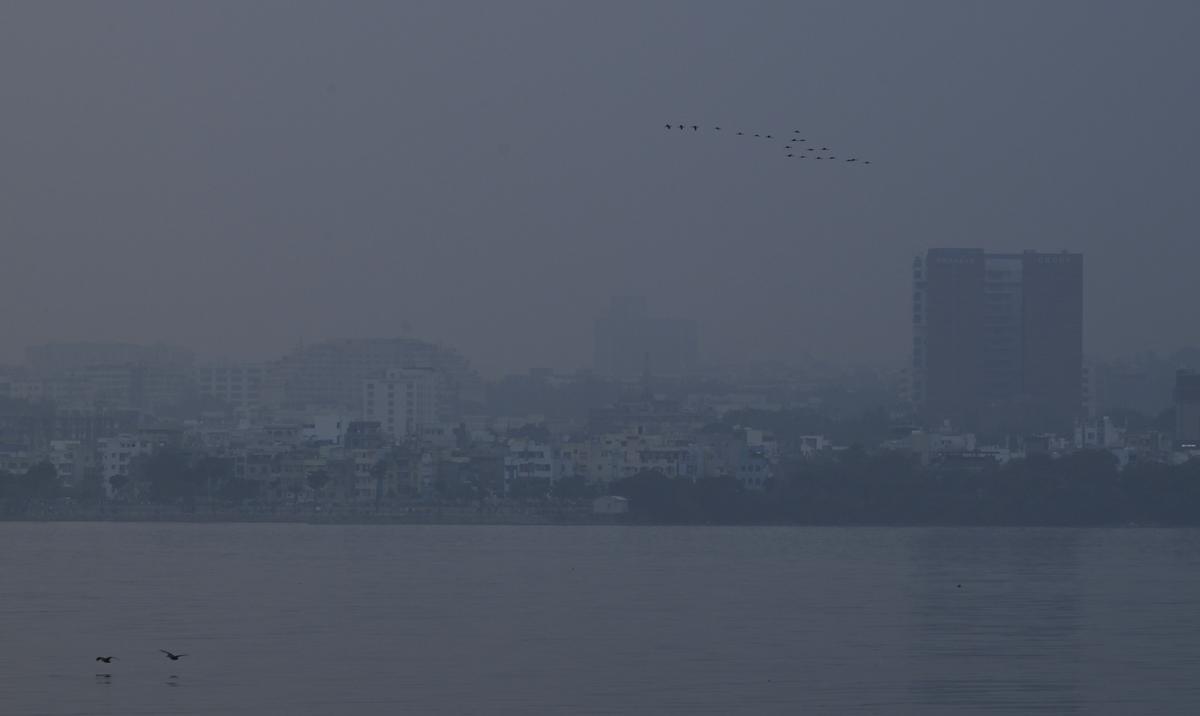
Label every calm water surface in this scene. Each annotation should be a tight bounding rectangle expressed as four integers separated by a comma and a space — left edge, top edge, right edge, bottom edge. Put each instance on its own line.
2, 523, 1199, 715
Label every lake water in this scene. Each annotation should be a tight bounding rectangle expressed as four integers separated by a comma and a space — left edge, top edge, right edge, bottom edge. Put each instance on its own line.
2, 523, 1199, 715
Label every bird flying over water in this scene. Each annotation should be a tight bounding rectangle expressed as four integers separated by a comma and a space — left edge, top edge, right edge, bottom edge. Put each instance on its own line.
692, 125, 698, 131
95, 656, 116, 663
160, 650, 187, 661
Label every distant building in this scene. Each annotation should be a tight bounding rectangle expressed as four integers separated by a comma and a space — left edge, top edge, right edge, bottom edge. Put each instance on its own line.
735, 447, 772, 490
9, 378, 47, 403
1074, 416, 1125, 450
48, 440, 91, 485
593, 296, 698, 378
0, 405, 140, 455
362, 368, 439, 443
504, 438, 558, 492
267, 337, 478, 420
1081, 360, 1103, 418
195, 362, 267, 412
97, 432, 170, 495
912, 249, 1082, 433
26, 341, 193, 376
1175, 369, 1200, 448
300, 415, 349, 445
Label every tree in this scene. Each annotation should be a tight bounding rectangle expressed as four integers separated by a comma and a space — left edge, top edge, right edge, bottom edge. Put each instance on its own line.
68, 471, 107, 504
307, 470, 331, 494
108, 474, 130, 499
507, 477, 551, 500
551, 475, 595, 500
19, 462, 61, 501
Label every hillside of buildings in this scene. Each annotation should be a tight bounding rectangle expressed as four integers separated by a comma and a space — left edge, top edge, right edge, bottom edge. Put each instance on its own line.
0, 329, 1198, 525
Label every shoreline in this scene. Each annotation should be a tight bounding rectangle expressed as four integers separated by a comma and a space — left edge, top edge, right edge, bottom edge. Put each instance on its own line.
0, 504, 629, 526
0, 510, 1183, 528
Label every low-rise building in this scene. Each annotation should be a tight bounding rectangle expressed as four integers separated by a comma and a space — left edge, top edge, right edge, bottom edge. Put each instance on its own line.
504, 439, 558, 492
1074, 416, 1125, 450
97, 433, 161, 495
48, 440, 91, 485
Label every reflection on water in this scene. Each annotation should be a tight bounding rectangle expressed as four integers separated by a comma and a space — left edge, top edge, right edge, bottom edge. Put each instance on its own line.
906, 529, 1085, 713
1, 524, 1199, 715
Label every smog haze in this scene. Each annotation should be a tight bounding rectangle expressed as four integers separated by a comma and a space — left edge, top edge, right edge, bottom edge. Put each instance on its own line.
2, 1, 1197, 374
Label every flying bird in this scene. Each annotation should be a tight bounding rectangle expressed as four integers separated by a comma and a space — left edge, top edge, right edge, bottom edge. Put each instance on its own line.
95, 656, 116, 664
786, 153, 794, 157
820, 147, 829, 150
846, 158, 857, 162
714, 126, 721, 130
765, 134, 773, 139
754, 134, 760, 137
691, 125, 698, 131
664, 123, 671, 129
864, 160, 872, 165
736, 131, 744, 135
160, 650, 187, 661
793, 130, 800, 133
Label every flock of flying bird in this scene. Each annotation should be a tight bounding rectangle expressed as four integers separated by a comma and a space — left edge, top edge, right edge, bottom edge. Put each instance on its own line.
663, 123, 872, 164
92, 650, 187, 676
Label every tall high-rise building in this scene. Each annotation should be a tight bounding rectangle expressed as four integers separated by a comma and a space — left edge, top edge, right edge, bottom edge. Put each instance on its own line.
362, 368, 439, 443
912, 249, 1083, 433
593, 297, 698, 378
1175, 369, 1200, 448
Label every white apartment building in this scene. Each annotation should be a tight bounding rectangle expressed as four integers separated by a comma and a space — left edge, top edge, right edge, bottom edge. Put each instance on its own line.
362, 368, 438, 443
504, 439, 558, 490
48, 440, 90, 485
195, 361, 267, 412
97, 433, 159, 495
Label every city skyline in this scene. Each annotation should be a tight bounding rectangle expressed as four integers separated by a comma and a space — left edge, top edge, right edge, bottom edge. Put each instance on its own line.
5, 5, 1200, 713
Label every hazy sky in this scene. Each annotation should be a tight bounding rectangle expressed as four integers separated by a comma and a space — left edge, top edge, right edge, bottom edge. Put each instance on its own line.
1, 1, 1197, 375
